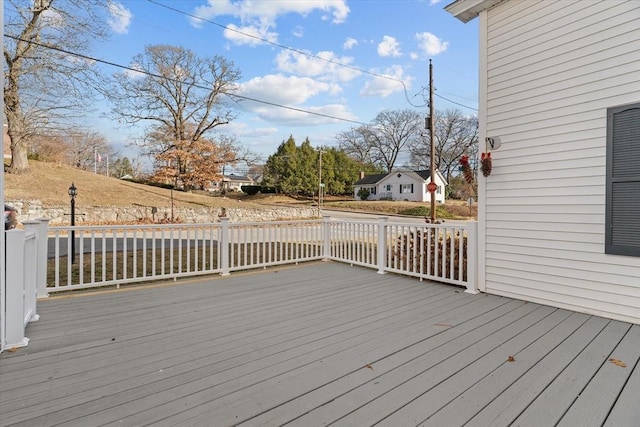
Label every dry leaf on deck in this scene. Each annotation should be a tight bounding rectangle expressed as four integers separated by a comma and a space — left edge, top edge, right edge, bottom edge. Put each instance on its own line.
609, 358, 626, 368
365, 364, 373, 370
507, 355, 515, 362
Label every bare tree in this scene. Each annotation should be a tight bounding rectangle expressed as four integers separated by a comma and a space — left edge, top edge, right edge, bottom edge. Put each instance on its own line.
109, 45, 244, 187
336, 126, 373, 165
409, 108, 479, 181
4, 0, 111, 173
65, 131, 113, 170
338, 109, 422, 172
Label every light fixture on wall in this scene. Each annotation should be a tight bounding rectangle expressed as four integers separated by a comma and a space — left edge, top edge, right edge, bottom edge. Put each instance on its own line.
486, 136, 501, 150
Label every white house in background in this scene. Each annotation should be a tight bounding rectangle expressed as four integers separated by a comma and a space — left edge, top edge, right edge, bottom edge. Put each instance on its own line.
207, 174, 254, 193
446, 0, 640, 324
353, 170, 447, 203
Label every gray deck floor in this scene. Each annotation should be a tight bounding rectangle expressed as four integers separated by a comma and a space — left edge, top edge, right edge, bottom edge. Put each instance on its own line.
1, 261, 639, 427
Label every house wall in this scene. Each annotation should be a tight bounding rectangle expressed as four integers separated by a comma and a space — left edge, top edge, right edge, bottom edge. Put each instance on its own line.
481, 0, 640, 323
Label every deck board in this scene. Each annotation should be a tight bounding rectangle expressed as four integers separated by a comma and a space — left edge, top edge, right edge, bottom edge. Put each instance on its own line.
1, 261, 638, 427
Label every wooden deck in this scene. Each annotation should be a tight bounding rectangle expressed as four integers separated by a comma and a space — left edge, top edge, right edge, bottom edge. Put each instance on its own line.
1, 261, 639, 427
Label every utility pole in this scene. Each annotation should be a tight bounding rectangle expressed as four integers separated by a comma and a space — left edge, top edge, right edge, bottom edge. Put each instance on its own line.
428, 59, 437, 224
318, 149, 325, 217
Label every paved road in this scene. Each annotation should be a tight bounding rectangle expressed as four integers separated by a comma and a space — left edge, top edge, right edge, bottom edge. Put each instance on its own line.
320, 208, 470, 225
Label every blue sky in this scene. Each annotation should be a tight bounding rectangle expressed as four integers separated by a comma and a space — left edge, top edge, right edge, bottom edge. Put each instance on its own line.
93, 0, 479, 166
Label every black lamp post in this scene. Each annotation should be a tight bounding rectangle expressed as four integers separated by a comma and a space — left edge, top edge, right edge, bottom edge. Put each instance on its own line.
68, 182, 78, 264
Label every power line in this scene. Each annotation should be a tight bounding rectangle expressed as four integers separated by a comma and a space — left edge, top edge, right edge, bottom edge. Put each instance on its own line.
5, 34, 369, 126
434, 93, 478, 112
146, 0, 427, 108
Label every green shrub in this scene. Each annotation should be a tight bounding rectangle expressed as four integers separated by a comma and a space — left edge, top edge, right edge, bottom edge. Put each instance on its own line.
261, 186, 277, 194
357, 188, 370, 200
241, 185, 261, 195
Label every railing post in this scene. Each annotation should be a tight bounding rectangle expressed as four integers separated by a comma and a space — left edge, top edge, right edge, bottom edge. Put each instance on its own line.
465, 221, 479, 294
377, 217, 388, 274
22, 221, 41, 322
3, 229, 29, 350
34, 219, 50, 299
322, 216, 331, 261
220, 217, 230, 276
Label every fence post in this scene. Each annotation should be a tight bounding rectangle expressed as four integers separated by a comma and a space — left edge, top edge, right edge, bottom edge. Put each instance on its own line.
465, 221, 479, 294
377, 217, 388, 274
4, 229, 29, 350
220, 217, 230, 276
34, 219, 50, 299
22, 221, 41, 322
322, 216, 331, 261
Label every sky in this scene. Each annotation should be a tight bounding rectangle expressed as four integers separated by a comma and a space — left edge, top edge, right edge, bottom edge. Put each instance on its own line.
90, 0, 479, 170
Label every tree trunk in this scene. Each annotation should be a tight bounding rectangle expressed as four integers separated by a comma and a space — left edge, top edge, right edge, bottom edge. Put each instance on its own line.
8, 140, 30, 173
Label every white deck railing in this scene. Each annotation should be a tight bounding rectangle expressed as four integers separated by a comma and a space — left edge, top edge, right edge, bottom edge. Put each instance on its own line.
326, 218, 477, 289
2, 220, 49, 351
2, 216, 477, 352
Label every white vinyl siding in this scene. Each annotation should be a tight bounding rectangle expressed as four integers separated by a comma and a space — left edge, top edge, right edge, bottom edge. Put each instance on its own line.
482, 0, 640, 323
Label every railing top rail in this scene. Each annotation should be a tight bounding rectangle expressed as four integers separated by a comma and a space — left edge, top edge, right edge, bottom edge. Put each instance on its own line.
228, 219, 322, 228
328, 218, 472, 229
50, 223, 224, 232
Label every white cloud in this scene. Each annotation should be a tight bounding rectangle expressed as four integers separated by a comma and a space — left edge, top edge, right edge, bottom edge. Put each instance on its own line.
248, 104, 357, 126
220, 122, 278, 138
223, 23, 278, 46
238, 74, 332, 106
429, 0, 443, 5
343, 37, 358, 50
360, 65, 412, 98
107, 2, 133, 34
409, 52, 419, 60
415, 32, 449, 56
275, 50, 360, 82
236, 74, 356, 125
377, 36, 402, 58
123, 63, 145, 79
191, 0, 349, 44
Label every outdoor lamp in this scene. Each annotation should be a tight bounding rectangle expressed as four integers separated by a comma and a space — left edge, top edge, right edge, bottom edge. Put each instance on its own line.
68, 182, 77, 264
68, 182, 78, 199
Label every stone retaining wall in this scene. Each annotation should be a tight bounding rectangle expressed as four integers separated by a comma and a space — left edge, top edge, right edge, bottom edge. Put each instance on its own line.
7, 200, 318, 225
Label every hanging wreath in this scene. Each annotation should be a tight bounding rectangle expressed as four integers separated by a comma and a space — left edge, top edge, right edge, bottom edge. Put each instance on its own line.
459, 155, 474, 184
481, 152, 492, 177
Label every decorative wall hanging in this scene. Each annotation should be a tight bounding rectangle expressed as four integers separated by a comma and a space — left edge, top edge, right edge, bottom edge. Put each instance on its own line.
481, 152, 492, 177
459, 155, 474, 184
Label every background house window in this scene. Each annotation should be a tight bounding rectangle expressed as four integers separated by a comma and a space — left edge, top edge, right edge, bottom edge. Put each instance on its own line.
400, 183, 413, 193
370, 187, 377, 195
385, 184, 392, 191
605, 102, 640, 257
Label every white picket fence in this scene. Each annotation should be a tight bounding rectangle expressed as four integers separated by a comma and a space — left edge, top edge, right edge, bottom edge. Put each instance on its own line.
2, 216, 477, 352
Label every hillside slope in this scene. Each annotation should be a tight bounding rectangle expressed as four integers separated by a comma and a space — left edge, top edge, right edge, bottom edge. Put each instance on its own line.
4, 161, 271, 208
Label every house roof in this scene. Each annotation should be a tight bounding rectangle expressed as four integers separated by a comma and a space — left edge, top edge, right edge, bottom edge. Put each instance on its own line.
354, 173, 388, 185
224, 174, 252, 182
444, 0, 506, 23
